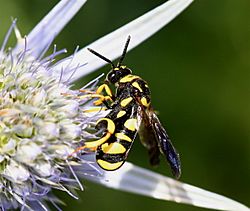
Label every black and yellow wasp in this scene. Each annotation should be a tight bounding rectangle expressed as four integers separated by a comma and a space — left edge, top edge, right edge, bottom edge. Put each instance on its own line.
76, 36, 181, 179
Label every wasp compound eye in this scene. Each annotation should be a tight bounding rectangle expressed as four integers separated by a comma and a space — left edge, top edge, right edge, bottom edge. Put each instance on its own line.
107, 71, 120, 84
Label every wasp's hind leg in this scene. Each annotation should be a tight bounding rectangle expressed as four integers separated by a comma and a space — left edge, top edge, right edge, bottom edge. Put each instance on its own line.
68, 84, 115, 157
68, 118, 115, 157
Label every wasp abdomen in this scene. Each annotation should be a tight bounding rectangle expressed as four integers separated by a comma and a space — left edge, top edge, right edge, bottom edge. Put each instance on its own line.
96, 104, 139, 171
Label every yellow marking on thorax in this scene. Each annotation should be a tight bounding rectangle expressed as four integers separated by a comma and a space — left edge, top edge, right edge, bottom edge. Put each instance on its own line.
97, 118, 115, 134
132, 81, 143, 92
101, 142, 126, 154
115, 133, 132, 142
117, 110, 126, 118
97, 160, 123, 171
141, 97, 150, 107
119, 74, 140, 83
114, 67, 119, 71
124, 118, 137, 131
120, 97, 133, 107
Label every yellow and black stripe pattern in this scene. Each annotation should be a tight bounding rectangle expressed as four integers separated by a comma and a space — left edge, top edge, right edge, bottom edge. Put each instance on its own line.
85, 36, 181, 178
95, 77, 149, 170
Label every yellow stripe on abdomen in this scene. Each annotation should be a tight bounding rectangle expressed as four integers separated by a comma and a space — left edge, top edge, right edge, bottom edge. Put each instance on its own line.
115, 133, 132, 142
141, 97, 150, 107
120, 97, 133, 107
117, 110, 126, 118
124, 118, 137, 131
101, 142, 126, 154
97, 160, 124, 171
132, 81, 143, 92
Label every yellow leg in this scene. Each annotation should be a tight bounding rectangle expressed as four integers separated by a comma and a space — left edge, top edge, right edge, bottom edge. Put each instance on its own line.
80, 84, 113, 97
94, 84, 113, 105
79, 84, 113, 106
63, 84, 113, 107
78, 93, 104, 99
83, 107, 107, 113
79, 89, 94, 94
77, 93, 112, 105
68, 118, 115, 157
68, 132, 112, 157
96, 84, 112, 97
93, 96, 113, 106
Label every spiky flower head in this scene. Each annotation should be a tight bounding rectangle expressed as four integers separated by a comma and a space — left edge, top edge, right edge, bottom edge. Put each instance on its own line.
0, 26, 103, 210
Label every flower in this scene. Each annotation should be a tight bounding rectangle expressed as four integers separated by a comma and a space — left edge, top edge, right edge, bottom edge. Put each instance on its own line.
0, 20, 101, 210
0, 0, 249, 210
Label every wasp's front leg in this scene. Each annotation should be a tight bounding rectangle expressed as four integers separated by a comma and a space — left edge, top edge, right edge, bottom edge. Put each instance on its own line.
80, 83, 114, 108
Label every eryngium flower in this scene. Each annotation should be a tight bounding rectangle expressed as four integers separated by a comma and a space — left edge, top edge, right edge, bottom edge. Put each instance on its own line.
0, 24, 103, 210
0, 0, 249, 211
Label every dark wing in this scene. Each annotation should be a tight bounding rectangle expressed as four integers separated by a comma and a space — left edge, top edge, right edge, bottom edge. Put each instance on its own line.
138, 106, 161, 167
151, 111, 181, 179
138, 106, 181, 179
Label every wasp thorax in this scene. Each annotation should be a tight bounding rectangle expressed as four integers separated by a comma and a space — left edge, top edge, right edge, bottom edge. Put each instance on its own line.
106, 66, 132, 84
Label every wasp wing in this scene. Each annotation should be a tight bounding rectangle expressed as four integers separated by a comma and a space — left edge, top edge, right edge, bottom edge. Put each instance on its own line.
151, 111, 181, 179
138, 106, 161, 167
138, 106, 181, 179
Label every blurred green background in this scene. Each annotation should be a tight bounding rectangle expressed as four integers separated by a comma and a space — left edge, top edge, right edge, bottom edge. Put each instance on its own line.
0, 0, 249, 210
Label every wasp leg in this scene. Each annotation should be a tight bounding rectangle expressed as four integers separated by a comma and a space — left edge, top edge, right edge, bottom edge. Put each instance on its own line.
94, 83, 114, 107
80, 83, 113, 97
79, 84, 114, 108
61, 92, 110, 109
68, 118, 115, 157
79, 89, 96, 94
96, 84, 112, 96
68, 132, 112, 157
62, 92, 105, 100
93, 96, 113, 107
83, 107, 107, 113
77, 93, 112, 109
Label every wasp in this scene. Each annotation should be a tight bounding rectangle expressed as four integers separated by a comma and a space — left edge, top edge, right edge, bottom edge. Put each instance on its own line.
75, 36, 181, 179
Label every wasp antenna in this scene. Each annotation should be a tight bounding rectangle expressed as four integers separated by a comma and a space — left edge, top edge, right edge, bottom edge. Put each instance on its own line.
117, 35, 131, 67
87, 48, 115, 68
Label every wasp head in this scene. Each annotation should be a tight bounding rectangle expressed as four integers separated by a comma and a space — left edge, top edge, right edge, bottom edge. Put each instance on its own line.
106, 65, 132, 84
